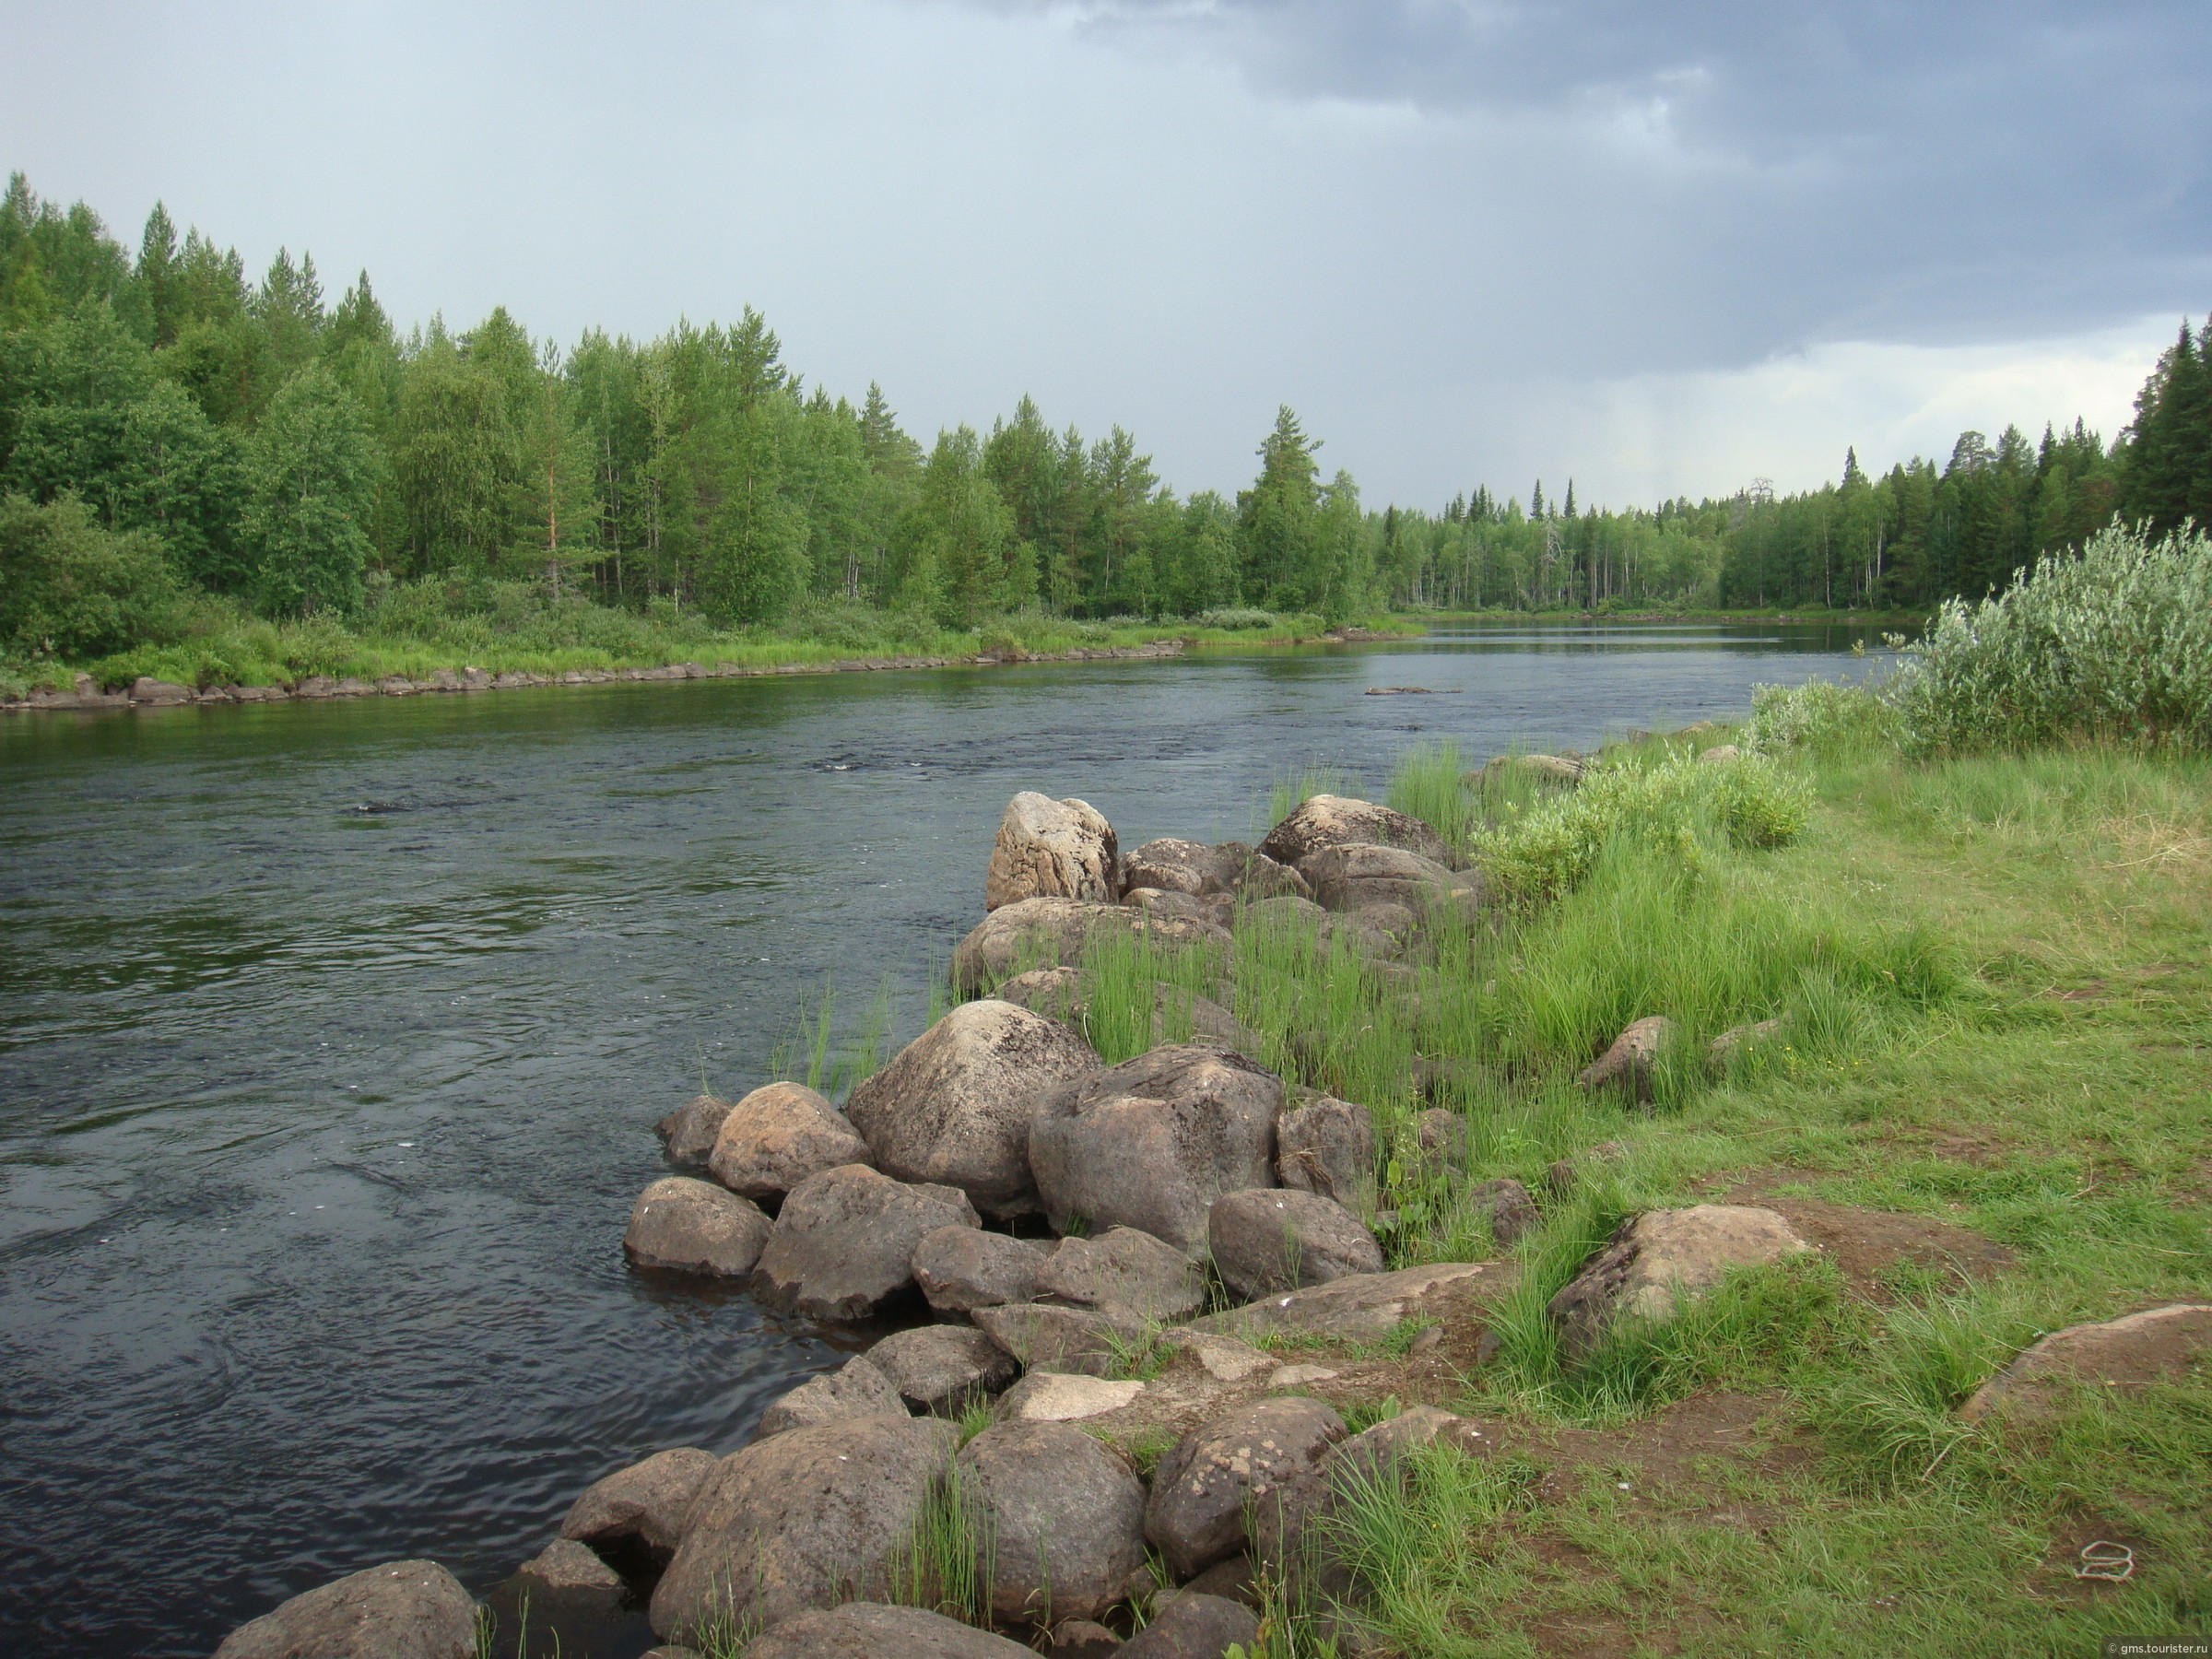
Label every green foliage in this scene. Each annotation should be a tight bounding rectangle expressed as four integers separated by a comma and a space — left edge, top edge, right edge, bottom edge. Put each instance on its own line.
0, 492, 188, 657
1746, 675, 1902, 755
240, 367, 381, 616
1887, 521, 2212, 754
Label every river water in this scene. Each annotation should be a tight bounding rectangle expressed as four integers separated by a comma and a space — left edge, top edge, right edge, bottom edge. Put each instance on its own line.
0, 623, 1884, 1657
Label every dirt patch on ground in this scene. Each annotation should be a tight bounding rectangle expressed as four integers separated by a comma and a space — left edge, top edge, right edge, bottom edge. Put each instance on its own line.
1716, 1181, 2017, 1297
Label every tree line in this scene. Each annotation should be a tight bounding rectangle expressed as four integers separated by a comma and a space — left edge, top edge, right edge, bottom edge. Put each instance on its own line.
3, 171, 2206, 661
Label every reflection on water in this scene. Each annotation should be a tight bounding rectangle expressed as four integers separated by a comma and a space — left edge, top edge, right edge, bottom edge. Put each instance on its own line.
0, 627, 1885, 1656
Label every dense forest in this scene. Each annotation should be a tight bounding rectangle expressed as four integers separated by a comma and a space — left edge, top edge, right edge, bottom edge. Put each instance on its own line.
2, 171, 2206, 676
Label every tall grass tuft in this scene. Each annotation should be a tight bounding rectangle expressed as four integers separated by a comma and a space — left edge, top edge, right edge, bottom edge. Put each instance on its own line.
885, 1456, 996, 1628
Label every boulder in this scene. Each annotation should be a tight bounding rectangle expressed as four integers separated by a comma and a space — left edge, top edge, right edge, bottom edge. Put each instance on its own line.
1698, 744, 1743, 764
1030, 1046, 1283, 1253
1125, 887, 1235, 929
1145, 1396, 1347, 1579
1547, 1206, 1816, 1363
1252, 1406, 1459, 1612
1036, 1225, 1206, 1321
1707, 1016, 1785, 1072
984, 792, 1120, 910
1474, 753, 1584, 786
865, 1324, 1020, 1415
624, 1177, 771, 1277
1207, 1189, 1385, 1301
650, 1415, 960, 1641
1408, 1107, 1466, 1180
996, 968, 1261, 1055
994, 1371, 1147, 1423
1180, 1553, 1259, 1606
1119, 1593, 1261, 1659
1048, 1619, 1124, 1659
213, 1560, 477, 1659
1241, 893, 1327, 933
516, 1538, 624, 1600
1576, 1015, 1677, 1100
129, 676, 195, 706
751, 1165, 978, 1321
559, 1446, 719, 1554
1467, 1177, 1541, 1248
1275, 1092, 1375, 1208
706, 1081, 872, 1203
1959, 1304, 2212, 1422
912, 1225, 1050, 1313
1258, 794, 1449, 869
1300, 842, 1478, 914
971, 1301, 1147, 1377
958, 1421, 1147, 1622
655, 1092, 736, 1168
952, 898, 1231, 994
1190, 1261, 1503, 1343
1123, 837, 1232, 896
756, 1356, 907, 1439
842, 999, 1100, 1218
740, 1602, 1032, 1657
1229, 849, 1312, 902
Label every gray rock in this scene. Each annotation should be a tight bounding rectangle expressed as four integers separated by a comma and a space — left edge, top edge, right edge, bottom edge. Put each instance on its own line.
1144, 1395, 1346, 1579
213, 1559, 477, 1659
952, 898, 1232, 995
655, 1092, 736, 1168
1030, 1046, 1283, 1253
1473, 753, 1585, 786
971, 1301, 1147, 1377
1547, 1206, 1815, 1363
751, 1165, 978, 1321
1300, 842, 1477, 914
651, 1415, 960, 1641
756, 1355, 907, 1439
559, 1446, 719, 1554
741, 1602, 1033, 1657
985, 792, 1121, 910
1125, 887, 1235, 929
958, 1420, 1147, 1621
912, 1225, 1049, 1313
1251, 1406, 1457, 1606
1257, 794, 1448, 869
866, 1324, 1020, 1415
1190, 1261, 1502, 1343
706, 1081, 872, 1203
1123, 837, 1231, 896
1409, 1107, 1466, 1179
1276, 1093, 1375, 1208
843, 999, 1100, 1218
129, 676, 195, 705
1119, 1592, 1261, 1659
1467, 1177, 1541, 1247
624, 1177, 772, 1277
1048, 1619, 1124, 1659
1180, 1553, 1258, 1606
1228, 849, 1312, 902
996, 968, 1260, 1056
1241, 893, 1328, 932
1575, 1015, 1677, 1100
1959, 1303, 2212, 1422
1036, 1226, 1205, 1321
1206, 1189, 1384, 1301
1698, 744, 1743, 763
1707, 1016, 1786, 1072
994, 1370, 1147, 1422
516, 1537, 624, 1599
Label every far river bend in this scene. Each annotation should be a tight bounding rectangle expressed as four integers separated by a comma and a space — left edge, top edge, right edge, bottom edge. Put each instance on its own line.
0, 622, 1888, 1657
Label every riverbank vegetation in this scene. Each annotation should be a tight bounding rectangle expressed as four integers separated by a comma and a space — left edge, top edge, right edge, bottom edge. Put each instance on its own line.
6, 171, 2208, 695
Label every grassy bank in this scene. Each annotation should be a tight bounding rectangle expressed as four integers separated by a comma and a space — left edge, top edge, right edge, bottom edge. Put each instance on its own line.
0, 580, 1415, 699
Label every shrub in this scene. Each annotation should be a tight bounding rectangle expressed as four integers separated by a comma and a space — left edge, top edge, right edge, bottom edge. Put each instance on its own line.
1747, 676, 1901, 755
0, 493, 190, 659
1194, 606, 1279, 630
1887, 522, 2212, 755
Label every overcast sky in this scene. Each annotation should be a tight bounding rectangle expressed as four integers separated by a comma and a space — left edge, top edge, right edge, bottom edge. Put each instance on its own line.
4, 1, 2206, 508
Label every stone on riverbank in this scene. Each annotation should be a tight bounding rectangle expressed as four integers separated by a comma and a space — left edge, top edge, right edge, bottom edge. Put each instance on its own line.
1258, 794, 1449, 869
1035, 1224, 1206, 1321
995, 966, 1261, 1055
654, 1092, 735, 1168
623, 1177, 771, 1277
1207, 1189, 1385, 1300
1252, 1406, 1460, 1615
952, 897, 1231, 994
1959, 1303, 2212, 1421
1120, 1593, 1262, 1659
958, 1421, 1148, 1622
971, 1301, 1147, 1376
1547, 1206, 1815, 1363
865, 1324, 1020, 1415
842, 999, 1100, 1218
705, 1081, 872, 1202
213, 1559, 477, 1659
650, 1415, 960, 1641
994, 1370, 1147, 1423
1467, 1176, 1542, 1247
751, 1165, 978, 1320
985, 792, 1121, 910
1275, 1091, 1375, 1208
756, 1356, 906, 1439
559, 1446, 719, 1555
1123, 837, 1232, 896
1190, 1261, 1502, 1343
516, 1538, 624, 1600
912, 1224, 1051, 1312
1576, 1015, 1677, 1100
741, 1603, 1033, 1658
1030, 1045, 1283, 1253
1300, 842, 1478, 914
1145, 1395, 1347, 1580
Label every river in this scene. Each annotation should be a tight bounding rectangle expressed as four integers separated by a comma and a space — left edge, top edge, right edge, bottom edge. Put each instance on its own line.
0, 622, 1886, 1657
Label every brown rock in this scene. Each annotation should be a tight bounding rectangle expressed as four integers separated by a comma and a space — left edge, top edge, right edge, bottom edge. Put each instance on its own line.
741, 1603, 1033, 1657
1707, 1017, 1785, 1072
1300, 842, 1477, 914
1547, 1205, 1815, 1363
958, 1420, 1147, 1622
1035, 1225, 1206, 1321
1190, 1261, 1502, 1343
1467, 1177, 1541, 1247
559, 1446, 719, 1554
1206, 1189, 1385, 1301
865, 1324, 1019, 1414
654, 1092, 736, 1169
1576, 1015, 1677, 1100
706, 1081, 872, 1202
756, 1355, 906, 1440
994, 1370, 1147, 1423
516, 1537, 623, 1599
952, 898, 1231, 995
623, 1177, 771, 1277
971, 1301, 1148, 1376
129, 677, 195, 705
1119, 1592, 1261, 1659
1144, 1395, 1346, 1579
213, 1559, 477, 1659
912, 1225, 1049, 1313
984, 792, 1121, 910
751, 1165, 978, 1321
1258, 794, 1448, 869
1124, 837, 1232, 896
1959, 1303, 2212, 1421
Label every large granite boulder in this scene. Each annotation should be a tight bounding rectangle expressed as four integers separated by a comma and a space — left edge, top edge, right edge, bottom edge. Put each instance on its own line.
1122, 837, 1232, 896
912, 1225, 1051, 1313
1036, 1225, 1206, 1321
559, 1446, 719, 1555
957, 1421, 1147, 1622
650, 1415, 960, 1641
843, 1000, 1100, 1218
984, 792, 1120, 911
1547, 1206, 1815, 1362
742, 1603, 1032, 1657
1145, 1396, 1346, 1579
1207, 1189, 1385, 1300
623, 1177, 771, 1277
952, 898, 1231, 994
971, 1301, 1147, 1376
213, 1560, 477, 1659
1576, 1015, 1677, 1100
1275, 1092, 1375, 1209
756, 1355, 906, 1439
865, 1324, 1020, 1414
996, 967, 1260, 1055
1300, 842, 1477, 914
1258, 794, 1448, 869
1959, 1303, 2212, 1421
751, 1165, 978, 1321
706, 1082, 871, 1203
1119, 1593, 1261, 1659
654, 1092, 736, 1168
1190, 1261, 1504, 1343
1029, 1046, 1284, 1253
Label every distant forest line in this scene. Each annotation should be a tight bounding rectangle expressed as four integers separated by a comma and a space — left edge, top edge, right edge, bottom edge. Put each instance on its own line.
3, 170, 2209, 667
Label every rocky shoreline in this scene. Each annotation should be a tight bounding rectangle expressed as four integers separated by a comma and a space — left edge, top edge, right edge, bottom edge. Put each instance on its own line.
207, 779, 2212, 1659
